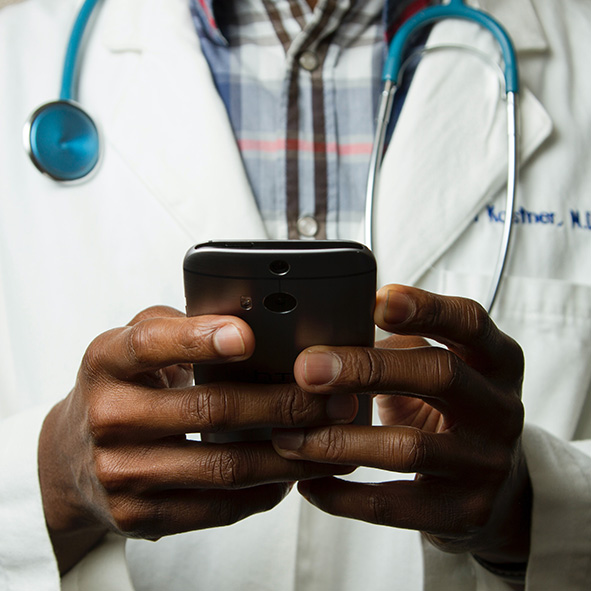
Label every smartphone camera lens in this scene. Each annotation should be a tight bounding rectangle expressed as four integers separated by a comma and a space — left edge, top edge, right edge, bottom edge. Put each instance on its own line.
269, 260, 290, 276
264, 292, 297, 314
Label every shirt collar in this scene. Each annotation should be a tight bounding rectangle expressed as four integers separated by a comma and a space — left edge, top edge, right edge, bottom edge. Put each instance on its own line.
189, 0, 228, 45
384, 0, 434, 43
189, 0, 422, 47
103, 0, 547, 56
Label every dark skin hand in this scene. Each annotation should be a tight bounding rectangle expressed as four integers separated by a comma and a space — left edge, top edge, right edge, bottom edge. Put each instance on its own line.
38, 306, 358, 574
272, 284, 531, 568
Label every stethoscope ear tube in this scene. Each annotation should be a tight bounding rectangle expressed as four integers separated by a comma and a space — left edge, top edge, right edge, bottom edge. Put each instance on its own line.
365, 0, 519, 314
364, 79, 395, 252
485, 92, 518, 314
383, 0, 519, 94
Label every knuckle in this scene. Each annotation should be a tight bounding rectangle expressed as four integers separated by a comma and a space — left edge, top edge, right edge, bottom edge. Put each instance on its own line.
463, 491, 494, 533
317, 427, 348, 463
368, 491, 394, 527
279, 386, 312, 426
110, 496, 157, 538
87, 400, 121, 445
432, 348, 459, 395
464, 300, 493, 343
207, 446, 245, 488
505, 337, 526, 383
480, 444, 517, 485
427, 488, 483, 539
127, 321, 155, 367
80, 331, 116, 379
93, 449, 139, 494
393, 430, 428, 473
347, 350, 382, 390
186, 385, 231, 431
93, 450, 120, 492
416, 292, 443, 329
363, 350, 383, 389
489, 388, 524, 440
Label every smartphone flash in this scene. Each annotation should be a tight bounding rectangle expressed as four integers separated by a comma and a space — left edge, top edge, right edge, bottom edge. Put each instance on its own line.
240, 296, 253, 310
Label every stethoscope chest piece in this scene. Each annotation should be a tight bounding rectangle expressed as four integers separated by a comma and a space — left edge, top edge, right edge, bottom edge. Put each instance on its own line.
24, 100, 99, 182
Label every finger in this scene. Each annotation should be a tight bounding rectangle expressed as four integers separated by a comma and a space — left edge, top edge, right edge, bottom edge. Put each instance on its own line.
272, 425, 473, 475
294, 345, 496, 418
88, 382, 359, 442
85, 315, 255, 380
375, 394, 444, 432
297, 477, 475, 539
375, 333, 428, 350
374, 285, 523, 377
110, 482, 293, 539
127, 305, 186, 325
129, 307, 197, 388
97, 441, 354, 494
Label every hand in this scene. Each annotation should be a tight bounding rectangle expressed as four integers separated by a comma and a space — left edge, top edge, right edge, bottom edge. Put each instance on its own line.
38, 306, 357, 574
272, 285, 531, 565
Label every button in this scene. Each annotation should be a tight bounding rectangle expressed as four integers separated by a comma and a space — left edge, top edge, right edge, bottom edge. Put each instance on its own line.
297, 215, 319, 237
299, 50, 320, 72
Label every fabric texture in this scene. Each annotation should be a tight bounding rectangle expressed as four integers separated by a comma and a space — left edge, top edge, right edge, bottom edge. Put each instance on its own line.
189, 0, 430, 239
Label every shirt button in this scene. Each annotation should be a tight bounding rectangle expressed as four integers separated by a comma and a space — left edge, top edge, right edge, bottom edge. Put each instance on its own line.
299, 50, 320, 72
297, 215, 319, 237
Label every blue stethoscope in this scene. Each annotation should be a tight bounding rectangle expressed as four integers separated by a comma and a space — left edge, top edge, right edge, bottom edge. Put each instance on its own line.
23, 0, 101, 182
24, 0, 519, 312
365, 0, 519, 312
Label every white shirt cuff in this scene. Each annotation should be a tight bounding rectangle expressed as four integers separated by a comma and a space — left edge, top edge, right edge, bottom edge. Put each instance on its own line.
523, 424, 591, 590
0, 404, 60, 590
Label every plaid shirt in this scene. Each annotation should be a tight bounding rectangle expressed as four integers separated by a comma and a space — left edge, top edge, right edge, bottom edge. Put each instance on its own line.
190, 0, 430, 240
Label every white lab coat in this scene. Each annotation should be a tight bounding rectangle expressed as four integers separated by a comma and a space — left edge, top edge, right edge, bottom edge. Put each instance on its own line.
1, 0, 590, 589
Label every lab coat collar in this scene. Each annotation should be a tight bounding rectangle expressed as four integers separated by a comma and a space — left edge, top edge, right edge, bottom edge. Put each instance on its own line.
476, 0, 548, 53
99, 0, 267, 242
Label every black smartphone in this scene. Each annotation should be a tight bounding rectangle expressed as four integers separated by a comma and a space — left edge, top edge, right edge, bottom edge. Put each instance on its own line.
183, 240, 377, 443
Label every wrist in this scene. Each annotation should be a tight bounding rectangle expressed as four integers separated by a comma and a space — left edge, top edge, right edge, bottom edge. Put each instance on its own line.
38, 401, 108, 574
479, 455, 532, 564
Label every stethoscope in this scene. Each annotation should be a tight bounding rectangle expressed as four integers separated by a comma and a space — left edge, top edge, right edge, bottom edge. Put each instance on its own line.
365, 0, 519, 313
24, 0, 518, 313
23, 0, 101, 182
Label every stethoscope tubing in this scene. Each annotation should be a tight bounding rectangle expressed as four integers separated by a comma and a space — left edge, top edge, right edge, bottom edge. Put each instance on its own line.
61, 0, 102, 101
385, 0, 519, 93
487, 92, 518, 312
365, 2, 520, 314
27, 0, 520, 312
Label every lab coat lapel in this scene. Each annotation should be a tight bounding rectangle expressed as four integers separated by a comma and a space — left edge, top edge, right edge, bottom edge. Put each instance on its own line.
99, 0, 267, 241
374, 0, 552, 286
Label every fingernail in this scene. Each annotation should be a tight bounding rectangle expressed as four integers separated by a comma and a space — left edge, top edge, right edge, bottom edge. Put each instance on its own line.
213, 324, 245, 357
383, 291, 414, 325
273, 430, 305, 456
304, 351, 342, 385
326, 394, 357, 421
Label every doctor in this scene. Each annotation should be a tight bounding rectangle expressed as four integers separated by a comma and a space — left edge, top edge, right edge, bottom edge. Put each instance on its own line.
1, 0, 591, 590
